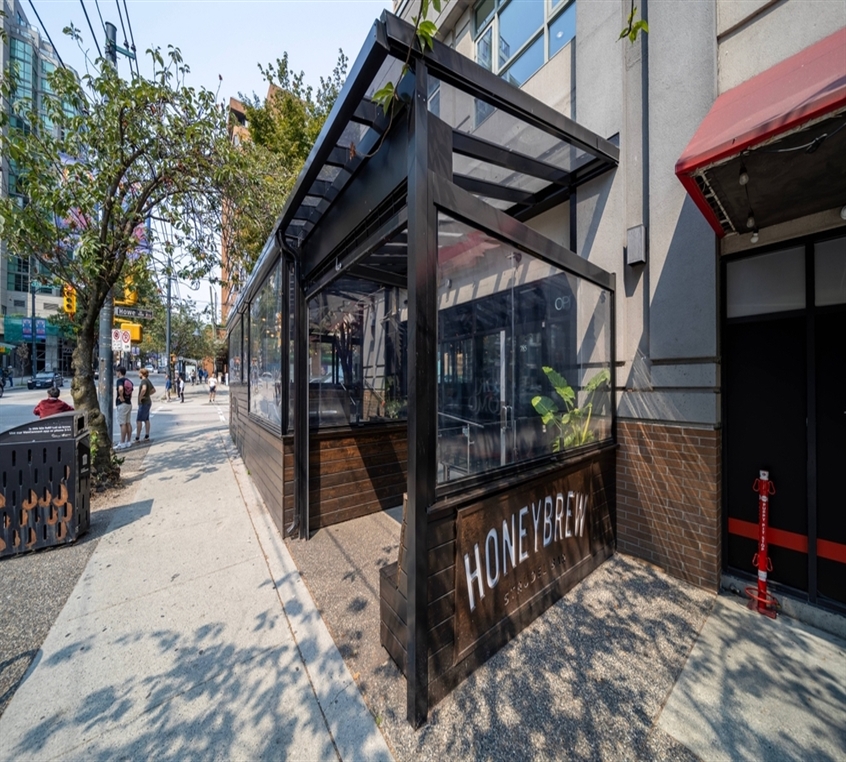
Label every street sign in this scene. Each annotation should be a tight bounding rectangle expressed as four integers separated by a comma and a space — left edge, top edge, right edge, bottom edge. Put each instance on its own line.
114, 306, 154, 320
120, 329, 131, 351
111, 328, 122, 351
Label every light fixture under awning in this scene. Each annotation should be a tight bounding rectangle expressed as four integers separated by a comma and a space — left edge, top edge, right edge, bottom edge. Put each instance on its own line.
676, 27, 846, 237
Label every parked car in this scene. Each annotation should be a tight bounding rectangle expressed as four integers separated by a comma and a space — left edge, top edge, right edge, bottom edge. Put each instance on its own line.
144, 364, 155, 374
28, 371, 63, 389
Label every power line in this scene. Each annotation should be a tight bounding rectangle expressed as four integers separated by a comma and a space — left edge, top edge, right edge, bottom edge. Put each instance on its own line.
121, 0, 139, 76
93, 0, 106, 33
26, 0, 66, 68
79, 0, 103, 60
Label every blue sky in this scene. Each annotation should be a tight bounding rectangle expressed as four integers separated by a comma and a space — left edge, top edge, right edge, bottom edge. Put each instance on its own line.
32, 1, 392, 101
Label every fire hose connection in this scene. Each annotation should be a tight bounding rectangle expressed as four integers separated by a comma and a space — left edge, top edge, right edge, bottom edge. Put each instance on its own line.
745, 469, 780, 619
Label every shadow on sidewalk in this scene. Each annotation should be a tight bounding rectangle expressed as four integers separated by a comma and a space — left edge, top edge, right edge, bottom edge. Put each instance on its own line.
7, 620, 339, 761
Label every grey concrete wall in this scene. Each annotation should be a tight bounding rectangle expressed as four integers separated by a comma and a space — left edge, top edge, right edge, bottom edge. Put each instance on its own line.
717, 0, 846, 92
638, 0, 720, 426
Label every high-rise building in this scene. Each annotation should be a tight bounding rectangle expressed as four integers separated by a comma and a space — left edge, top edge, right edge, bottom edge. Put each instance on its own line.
0, 0, 79, 377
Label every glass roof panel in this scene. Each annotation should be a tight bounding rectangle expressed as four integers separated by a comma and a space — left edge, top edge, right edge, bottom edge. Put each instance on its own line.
432, 79, 594, 174
453, 153, 548, 194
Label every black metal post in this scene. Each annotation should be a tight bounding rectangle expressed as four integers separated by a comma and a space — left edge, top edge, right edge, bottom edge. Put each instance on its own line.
294, 254, 309, 538
406, 61, 441, 729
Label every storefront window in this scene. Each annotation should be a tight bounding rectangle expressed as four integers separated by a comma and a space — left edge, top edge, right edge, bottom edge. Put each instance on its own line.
308, 277, 408, 428
249, 261, 283, 426
229, 316, 242, 383
437, 214, 612, 482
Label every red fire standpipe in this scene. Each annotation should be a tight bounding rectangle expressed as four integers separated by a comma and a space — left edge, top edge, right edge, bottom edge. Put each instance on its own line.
746, 470, 779, 618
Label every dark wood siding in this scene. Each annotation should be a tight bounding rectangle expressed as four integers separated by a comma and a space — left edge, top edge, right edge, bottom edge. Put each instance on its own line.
230, 391, 407, 539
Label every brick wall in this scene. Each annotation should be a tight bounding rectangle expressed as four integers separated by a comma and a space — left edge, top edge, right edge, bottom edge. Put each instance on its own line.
617, 420, 721, 590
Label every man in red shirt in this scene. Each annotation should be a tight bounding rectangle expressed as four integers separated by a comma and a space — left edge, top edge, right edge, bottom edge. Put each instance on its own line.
33, 386, 74, 419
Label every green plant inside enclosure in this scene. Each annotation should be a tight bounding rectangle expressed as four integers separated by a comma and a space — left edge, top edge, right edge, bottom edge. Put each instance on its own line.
531, 366, 611, 452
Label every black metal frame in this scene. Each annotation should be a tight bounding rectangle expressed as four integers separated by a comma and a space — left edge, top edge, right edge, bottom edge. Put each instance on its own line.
227, 10, 620, 727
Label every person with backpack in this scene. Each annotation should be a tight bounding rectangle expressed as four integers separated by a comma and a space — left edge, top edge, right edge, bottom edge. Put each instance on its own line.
115, 366, 134, 449
135, 368, 156, 442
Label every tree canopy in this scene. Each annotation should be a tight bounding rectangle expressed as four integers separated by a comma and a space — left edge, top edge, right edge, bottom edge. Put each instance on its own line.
0, 42, 238, 479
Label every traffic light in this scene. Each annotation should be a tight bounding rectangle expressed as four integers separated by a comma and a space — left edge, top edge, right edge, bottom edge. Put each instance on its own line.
62, 285, 77, 314
114, 275, 138, 306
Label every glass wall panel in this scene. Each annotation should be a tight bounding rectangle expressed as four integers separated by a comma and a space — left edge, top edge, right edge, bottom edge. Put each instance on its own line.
249, 260, 283, 426
229, 316, 242, 383
437, 214, 612, 483
309, 276, 408, 428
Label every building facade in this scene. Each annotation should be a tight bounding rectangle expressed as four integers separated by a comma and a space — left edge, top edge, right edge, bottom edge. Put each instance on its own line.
1, 0, 77, 377
227, 1, 845, 723
398, 0, 845, 605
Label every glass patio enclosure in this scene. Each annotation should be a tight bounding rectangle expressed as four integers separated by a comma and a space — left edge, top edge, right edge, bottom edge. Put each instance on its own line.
228, 12, 618, 726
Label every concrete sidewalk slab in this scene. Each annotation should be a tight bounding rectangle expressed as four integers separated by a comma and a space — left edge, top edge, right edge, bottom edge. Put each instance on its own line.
658, 594, 846, 761
0, 392, 392, 761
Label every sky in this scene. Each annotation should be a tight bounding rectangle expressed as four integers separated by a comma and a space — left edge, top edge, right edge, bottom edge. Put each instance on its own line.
26, 0, 393, 314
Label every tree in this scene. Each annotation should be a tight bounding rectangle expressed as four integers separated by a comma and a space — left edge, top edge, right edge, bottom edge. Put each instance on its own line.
0, 42, 238, 481
139, 298, 214, 364
222, 51, 347, 281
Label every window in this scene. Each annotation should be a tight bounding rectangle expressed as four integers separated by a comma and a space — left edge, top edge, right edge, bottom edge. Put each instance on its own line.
228, 316, 242, 383
474, 0, 575, 85
249, 261, 283, 426
308, 277, 409, 429
437, 214, 612, 483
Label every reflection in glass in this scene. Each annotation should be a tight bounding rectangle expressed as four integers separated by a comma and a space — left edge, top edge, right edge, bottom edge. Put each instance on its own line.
503, 35, 544, 87
549, 2, 576, 58
229, 317, 242, 383
437, 214, 612, 483
249, 260, 283, 425
498, 0, 544, 66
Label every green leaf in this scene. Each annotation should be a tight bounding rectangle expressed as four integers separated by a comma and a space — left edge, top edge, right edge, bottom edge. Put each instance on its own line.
420, 0, 429, 20
584, 368, 610, 393
542, 366, 575, 404
532, 395, 558, 418
432, 0, 442, 12
417, 21, 438, 51
372, 83, 396, 113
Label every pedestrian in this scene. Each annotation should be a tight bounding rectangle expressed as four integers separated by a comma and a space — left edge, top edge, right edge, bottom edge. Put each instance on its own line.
208, 373, 217, 403
33, 386, 74, 419
178, 373, 185, 403
164, 375, 172, 401
115, 366, 133, 449
135, 368, 156, 442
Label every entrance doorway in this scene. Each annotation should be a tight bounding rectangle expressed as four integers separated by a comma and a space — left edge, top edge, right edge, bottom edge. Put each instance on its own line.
724, 234, 846, 609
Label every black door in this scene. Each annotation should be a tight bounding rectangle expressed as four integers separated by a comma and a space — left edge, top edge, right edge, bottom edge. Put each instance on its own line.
724, 236, 846, 609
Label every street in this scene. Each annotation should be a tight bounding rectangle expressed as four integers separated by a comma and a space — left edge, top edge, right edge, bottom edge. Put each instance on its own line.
1, 371, 150, 439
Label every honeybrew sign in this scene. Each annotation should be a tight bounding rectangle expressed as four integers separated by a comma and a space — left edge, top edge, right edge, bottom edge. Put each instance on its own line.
455, 458, 614, 659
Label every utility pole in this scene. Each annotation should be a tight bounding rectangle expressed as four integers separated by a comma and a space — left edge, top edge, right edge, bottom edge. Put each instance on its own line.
166, 265, 172, 387
97, 22, 118, 441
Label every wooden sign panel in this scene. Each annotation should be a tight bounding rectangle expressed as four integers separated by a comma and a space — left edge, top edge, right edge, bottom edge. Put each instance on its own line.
454, 458, 613, 661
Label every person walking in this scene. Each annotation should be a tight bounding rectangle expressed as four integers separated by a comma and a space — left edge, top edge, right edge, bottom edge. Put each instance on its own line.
177, 373, 185, 403
164, 375, 172, 401
33, 386, 74, 418
208, 373, 217, 403
135, 368, 156, 442
115, 366, 133, 449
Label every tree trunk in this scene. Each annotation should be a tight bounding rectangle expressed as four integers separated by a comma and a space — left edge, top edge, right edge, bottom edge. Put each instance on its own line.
71, 299, 120, 486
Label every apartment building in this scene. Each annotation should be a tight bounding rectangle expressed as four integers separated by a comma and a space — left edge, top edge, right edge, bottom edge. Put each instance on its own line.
1, 0, 78, 376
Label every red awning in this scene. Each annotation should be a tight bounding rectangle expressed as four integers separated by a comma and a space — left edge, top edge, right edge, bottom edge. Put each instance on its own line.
676, 27, 846, 237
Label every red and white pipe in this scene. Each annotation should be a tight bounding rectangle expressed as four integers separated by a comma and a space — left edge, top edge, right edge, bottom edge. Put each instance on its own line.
746, 469, 779, 618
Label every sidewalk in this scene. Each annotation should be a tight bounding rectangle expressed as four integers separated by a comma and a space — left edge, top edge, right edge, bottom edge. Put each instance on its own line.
0, 383, 390, 761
